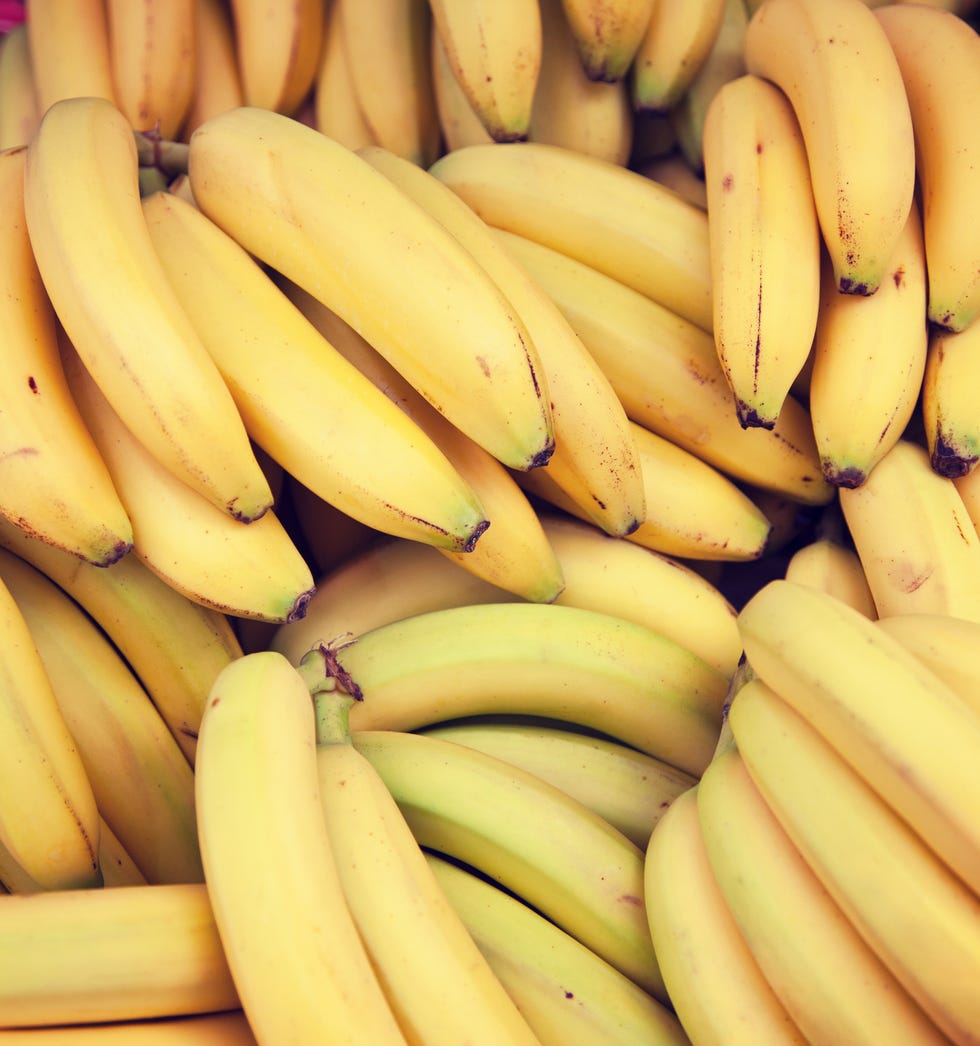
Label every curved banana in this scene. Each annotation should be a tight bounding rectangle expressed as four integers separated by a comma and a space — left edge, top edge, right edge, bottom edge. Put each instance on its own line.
875, 3, 980, 332
180, 0, 244, 140
429, 139, 713, 331
0, 883, 238, 1028
921, 314, 980, 479
0, 24, 40, 149
838, 438, 980, 622
425, 851, 688, 1045
426, 0, 541, 142
643, 787, 807, 1046
358, 142, 645, 538
729, 675, 980, 1044
557, 0, 655, 82
743, 0, 915, 296
308, 683, 540, 1045
24, 96, 272, 523
0, 546, 203, 886
428, 19, 492, 151
0, 1013, 257, 1044
703, 73, 821, 430
421, 717, 696, 849
227, 0, 323, 115
697, 741, 945, 1045
737, 577, 980, 897
142, 189, 493, 559
0, 144, 132, 567
63, 341, 315, 625
347, 725, 664, 999
783, 536, 877, 619
326, 601, 729, 776
312, 0, 376, 150
808, 201, 928, 487
187, 106, 555, 473
194, 651, 406, 1044
496, 227, 834, 506
631, 0, 727, 113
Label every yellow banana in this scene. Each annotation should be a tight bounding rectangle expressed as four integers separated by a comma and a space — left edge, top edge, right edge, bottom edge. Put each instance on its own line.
312, 0, 377, 150
426, 0, 541, 141
187, 105, 555, 473
195, 651, 406, 1044
180, 0, 244, 140
703, 73, 821, 430
557, 0, 655, 82
0, 144, 132, 567
24, 95, 272, 523
428, 18, 492, 150
0, 24, 40, 149
921, 314, 980, 478
783, 536, 877, 619
743, 0, 916, 296
97, 819, 147, 889
0, 1013, 256, 1044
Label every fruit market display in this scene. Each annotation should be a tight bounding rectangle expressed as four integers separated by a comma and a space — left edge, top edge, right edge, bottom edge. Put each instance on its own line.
2, 0, 980, 1042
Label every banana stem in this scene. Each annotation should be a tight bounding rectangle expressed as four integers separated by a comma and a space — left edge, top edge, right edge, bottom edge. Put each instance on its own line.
133, 129, 190, 179
297, 642, 362, 746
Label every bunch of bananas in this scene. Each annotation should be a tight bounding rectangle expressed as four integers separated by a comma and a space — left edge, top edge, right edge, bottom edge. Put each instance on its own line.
1, 0, 980, 1042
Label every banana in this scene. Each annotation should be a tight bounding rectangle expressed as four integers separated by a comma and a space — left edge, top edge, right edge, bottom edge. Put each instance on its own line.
637, 150, 708, 210
0, 512, 241, 767
424, 851, 688, 1045
631, 0, 727, 114
0, 24, 40, 149
557, 0, 655, 82
194, 651, 406, 1044
347, 725, 665, 1000
0, 545, 203, 885
187, 106, 555, 473
0, 1013, 257, 1044
0, 883, 238, 1028
307, 680, 541, 1045
808, 200, 929, 487
426, 0, 541, 142
429, 139, 714, 332
529, 0, 634, 166
325, 601, 729, 776
838, 438, 980, 622
703, 73, 821, 430
357, 142, 646, 538
98, 819, 148, 889
105, 0, 195, 137
0, 144, 133, 567
227, 0, 323, 115
737, 577, 980, 897
312, 0, 377, 150
783, 536, 877, 619
428, 19, 492, 151
180, 0, 244, 140
421, 718, 696, 849
517, 419, 773, 562
921, 313, 980, 478
743, 0, 915, 296
62, 339, 315, 625
729, 675, 980, 1045
875, 3, 980, 332
24, 0, 116, 115
337, 0, 440, 166
496, 228, 835, 505
142, 189, 493, 560
24, 96, 272, 523
697, 740, 945, 1045
643, 787, 808, 1046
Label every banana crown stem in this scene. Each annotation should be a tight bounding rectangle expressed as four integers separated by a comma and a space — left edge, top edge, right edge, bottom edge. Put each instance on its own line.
133, 129, 189, 180
299, 642, 361, 746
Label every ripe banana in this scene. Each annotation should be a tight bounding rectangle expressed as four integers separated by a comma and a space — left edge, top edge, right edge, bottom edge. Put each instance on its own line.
187, 105, 555, 473
697, 740, 945, 1044
558, 0, 655, 82
327, 601, 729, 775
808, 201, 928, 487
358, 142, 646, 538
0, 883, 238, 1028
703, 73, 821, 430
0, 1013, 257, 1043
426, 0, 541, 142
0, 545, 203, 885
429, 139, 714, 331
312, 0, 377, 150
425, 851, 688, 1045
737, 577, 980, 897
97, 819, 147, 889
643, 786, 808, 1045
421, 717, 696, 849
783, 536, 877, 619
743, 0, 915, 296
307, 682, 540, 1045
194, 651, 406, 1044
0, 144, 132, 567
496, 227, 834, 505
428, 19, 492, 151
729, 675, 980, 1045
0, 24, 40, 149
875, 3, 980, 332
143, 189, 493, 560
348, 725, 664, 999
838, 438, 980, 622
921, 313, 980, 478
180, 0, 243, 140
24, 95, 272, 523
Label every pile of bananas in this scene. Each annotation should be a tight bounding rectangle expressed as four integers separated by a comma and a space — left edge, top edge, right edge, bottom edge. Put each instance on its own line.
1, 0, 979, 1042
